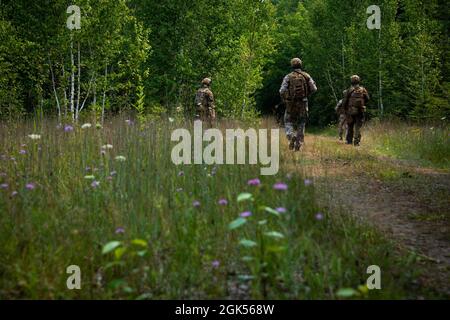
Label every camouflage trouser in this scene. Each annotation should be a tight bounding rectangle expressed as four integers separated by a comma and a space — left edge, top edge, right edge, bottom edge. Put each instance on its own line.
284, 112, 307, 145
346, 113, 365, 145
195, 108, 214, 128
338, 114, 347, 140
284, 99, 308, 145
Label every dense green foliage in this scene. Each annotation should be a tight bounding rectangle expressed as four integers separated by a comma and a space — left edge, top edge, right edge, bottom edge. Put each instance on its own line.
0, 0, 448, 122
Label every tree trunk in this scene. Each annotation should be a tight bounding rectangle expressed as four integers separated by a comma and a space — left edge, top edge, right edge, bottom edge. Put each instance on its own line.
101, 61, 108, 124
70, 36, 75, 121
49, 57, 61, 122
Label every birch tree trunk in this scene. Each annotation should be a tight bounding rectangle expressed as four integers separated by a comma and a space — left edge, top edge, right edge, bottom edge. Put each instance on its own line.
49, 57, 61, 122
75, 41, 81, 121
378, 28, 384, 117
101, 61, 108, 124
70, 35, 75, 121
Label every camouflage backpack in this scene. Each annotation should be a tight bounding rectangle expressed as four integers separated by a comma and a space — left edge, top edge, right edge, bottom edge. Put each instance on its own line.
288, 71, 308, 100
348, 87, 366, 115
195, 88, 209, 110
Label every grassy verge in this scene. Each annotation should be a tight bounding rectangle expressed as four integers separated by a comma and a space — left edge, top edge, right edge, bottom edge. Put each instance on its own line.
0, 117, 442, 299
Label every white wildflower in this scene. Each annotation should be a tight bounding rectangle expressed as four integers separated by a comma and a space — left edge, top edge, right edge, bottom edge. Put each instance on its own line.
81, 123, 92, 129
28, 134, 41, 140
115, 156, 126, 162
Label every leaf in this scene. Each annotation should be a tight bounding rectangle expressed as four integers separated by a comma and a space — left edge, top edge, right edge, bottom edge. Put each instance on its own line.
264, 206, 280, 216
336, 288, 359, 298
237, 193, 253, 203
238, 275, 255, 281
102, 241, 122, 254
228, 217, 247, 230
264, 231, 285, 239
136, 250, 147, 257
267, 245, 287, 253
241, 256, 254, 262
114, 247, 127, 260
239, 239, 257, 248
258, 219, 268, 225
131, 239, 148, 247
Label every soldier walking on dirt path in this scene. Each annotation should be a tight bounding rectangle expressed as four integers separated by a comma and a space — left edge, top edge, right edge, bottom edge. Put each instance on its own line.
279, 58, 317, 151
195, 78, 216, 127
342, 75, 370, 146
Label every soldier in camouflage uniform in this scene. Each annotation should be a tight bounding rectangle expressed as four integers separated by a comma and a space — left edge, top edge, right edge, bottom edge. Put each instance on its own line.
335, 92, 347, 141
279, 58, 317, 151
342, 75, 370, 146
195, 78, 216, 126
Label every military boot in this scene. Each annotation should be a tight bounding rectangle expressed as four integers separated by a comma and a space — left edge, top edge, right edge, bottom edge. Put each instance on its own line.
294, 141, 302, 152
289, 136, 296, 151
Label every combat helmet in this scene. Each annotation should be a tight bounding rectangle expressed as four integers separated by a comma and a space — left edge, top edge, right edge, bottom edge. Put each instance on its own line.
351, 75, 361, 85
291, 58, 303, 69
202, 78, 212, 86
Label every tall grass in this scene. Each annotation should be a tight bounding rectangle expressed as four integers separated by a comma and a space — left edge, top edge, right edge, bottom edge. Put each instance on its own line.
0, 116, 439, 299
365, 121, 449, 169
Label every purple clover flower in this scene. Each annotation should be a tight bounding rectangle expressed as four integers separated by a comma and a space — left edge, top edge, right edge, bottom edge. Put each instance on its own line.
64, 125, 74, 132
315, 212, 324, 221
273, 182, 288, 191
11, 191, 18, 197
218, 198, 228, 206
91, 180, 100, 188
19, 149, 26, 155
193, 200, 201, 208
211, 260, 220, 268
115, 227, 125, 234
25, 183, 36, 190
304, 179, 313, 186
240, 211, 252, 218
275, 207, 287, 214
0, 183, 8, 189
248, 178, 261, 186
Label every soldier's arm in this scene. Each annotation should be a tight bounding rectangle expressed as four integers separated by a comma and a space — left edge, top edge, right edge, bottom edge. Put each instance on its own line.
305, 74, 318, 95
279, 75, 289, 97
364, 88, 370, 104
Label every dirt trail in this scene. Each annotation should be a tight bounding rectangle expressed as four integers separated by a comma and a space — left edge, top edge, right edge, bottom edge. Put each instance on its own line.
284, 134, 450, 296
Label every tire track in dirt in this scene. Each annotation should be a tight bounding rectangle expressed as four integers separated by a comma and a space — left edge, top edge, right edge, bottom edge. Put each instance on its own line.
282, 134, 450, 296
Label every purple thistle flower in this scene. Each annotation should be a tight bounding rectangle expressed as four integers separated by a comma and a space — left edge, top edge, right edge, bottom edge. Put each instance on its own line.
64, 125, 74, 132
304, 179, 313, 186
11, 191, 18, 197
248, 178, 261, 186
275, 207, 287, 214
211, 260, 220, 268
315, 212, 324, 221
240, 211, 252, 218
91, 180, 100, 188
273, 182, 288, 191
193, 200, 201, 208
0, 183, 8, 189
25, 183, 36, 190
19, 149, 26, 155
115, 227, 125, 234
218, 198, 228, 206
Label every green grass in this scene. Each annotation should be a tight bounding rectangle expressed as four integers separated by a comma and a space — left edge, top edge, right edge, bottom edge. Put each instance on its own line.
0, 116, 442, 299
